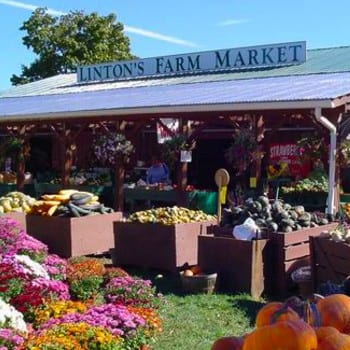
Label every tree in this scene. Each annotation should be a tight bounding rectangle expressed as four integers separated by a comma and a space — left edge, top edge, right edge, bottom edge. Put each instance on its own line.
11, 8, 135, 85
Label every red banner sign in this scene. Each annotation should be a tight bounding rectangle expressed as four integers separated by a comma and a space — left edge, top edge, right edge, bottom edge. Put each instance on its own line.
269, 143, 310, 178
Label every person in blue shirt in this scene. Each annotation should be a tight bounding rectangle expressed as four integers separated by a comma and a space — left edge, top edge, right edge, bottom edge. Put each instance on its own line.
146, 156, 170, 184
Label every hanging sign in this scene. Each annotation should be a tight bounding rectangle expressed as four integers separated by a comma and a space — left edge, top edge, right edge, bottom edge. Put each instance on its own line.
156, 118, 179, 144
180, 150, 192, 162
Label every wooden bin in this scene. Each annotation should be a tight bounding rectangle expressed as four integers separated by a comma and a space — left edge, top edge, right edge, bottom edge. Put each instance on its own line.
2, 212, 27, 232
26, 212, 123, 258
198, 235, 268, 298
265, 222, 338, 297
113, 220, 216, 272
310, 236, 350, 289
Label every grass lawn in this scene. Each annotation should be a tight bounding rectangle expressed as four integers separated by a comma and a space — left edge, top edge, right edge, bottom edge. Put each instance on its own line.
127, 268, 266, 350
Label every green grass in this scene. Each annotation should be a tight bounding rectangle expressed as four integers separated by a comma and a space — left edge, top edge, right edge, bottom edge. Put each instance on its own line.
127, 268, 266, 350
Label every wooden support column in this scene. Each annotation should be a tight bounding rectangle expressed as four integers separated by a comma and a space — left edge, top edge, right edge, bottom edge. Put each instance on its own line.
176, 118, 189, 206
14, 126, 32, 192
114, 156, 125, 212
250, 115, 265, 193
50, 123, 85, 189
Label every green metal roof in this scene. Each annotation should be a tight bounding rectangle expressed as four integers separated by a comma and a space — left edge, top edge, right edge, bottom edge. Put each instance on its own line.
2, 45, 350, 98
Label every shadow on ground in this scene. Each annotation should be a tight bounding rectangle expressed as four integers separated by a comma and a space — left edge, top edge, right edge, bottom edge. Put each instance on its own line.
123, 266, 185, 295
230, 295, 266, 326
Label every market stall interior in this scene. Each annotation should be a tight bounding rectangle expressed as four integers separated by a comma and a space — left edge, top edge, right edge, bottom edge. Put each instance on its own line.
0, 41, 350, 215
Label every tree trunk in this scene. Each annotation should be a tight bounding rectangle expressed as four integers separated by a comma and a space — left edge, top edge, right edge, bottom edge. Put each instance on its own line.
114, 161, 125, 212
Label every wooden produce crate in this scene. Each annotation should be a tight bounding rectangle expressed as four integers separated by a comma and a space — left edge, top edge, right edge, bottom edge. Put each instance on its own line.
26, 212, 123, 258
198, 235, 268, 298
1, 212, 27, 232
113, 220, 216, 272
265, 222, 338, 297
310, 236, 350, 289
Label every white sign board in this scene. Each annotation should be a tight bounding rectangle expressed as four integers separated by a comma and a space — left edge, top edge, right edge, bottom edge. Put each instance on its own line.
180, 150, 192, 163
77, 41, 306, 83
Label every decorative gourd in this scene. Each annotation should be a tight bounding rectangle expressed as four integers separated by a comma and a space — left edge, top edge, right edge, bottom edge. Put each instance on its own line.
255, 301, 300, 327
211, 336, 244, 350
316, 294, 350, 332
243, 319, 317, 350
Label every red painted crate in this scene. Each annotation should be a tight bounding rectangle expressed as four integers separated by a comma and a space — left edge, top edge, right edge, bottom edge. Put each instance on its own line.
26, 212, 123, 258
113, 220, 216, 272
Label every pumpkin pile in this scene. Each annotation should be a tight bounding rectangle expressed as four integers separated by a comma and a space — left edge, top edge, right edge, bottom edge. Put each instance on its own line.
221, 196, 329, 233
210, 294, 350, 350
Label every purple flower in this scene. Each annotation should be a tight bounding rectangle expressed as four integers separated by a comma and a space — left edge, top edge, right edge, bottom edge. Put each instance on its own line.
39, 303, 145, 338
43, 254, 67, 280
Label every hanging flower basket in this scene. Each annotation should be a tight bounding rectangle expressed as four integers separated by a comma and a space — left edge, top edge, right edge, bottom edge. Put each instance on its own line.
161, 135, 196, 170
224, 128, 258, 174
92, 132, 134, 166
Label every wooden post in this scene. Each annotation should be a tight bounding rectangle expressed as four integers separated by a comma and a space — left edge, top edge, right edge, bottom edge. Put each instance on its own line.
16, 142, 26, 191
176, 118, 189, 207
114, 157, 125, 212
62, 142, 73, 188
14, 127, 31, 192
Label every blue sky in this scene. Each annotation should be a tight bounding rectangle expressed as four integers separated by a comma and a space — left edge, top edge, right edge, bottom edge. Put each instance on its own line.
1, 0, 350, 91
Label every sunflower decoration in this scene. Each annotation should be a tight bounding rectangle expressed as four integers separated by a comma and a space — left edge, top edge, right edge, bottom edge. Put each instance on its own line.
267, 161, 289, 179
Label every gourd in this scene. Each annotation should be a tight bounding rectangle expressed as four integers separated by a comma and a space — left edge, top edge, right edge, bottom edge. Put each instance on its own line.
316, 294, 350, 332
255, 301, 300, 327
211, 336, 244, 350
243, 319, 317, 350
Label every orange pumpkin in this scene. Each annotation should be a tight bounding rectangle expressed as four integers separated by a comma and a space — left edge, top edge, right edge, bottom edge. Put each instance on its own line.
315, 326, 340, 342
317, 294, 350, 333
243, 319, 317, 350
317, 331, 350, 350
190, 265, 202, 275
255, 301, 300, 327
211, 336, 244, 350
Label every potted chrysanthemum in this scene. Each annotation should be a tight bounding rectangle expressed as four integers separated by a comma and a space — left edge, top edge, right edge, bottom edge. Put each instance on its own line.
92, 132, 134, 211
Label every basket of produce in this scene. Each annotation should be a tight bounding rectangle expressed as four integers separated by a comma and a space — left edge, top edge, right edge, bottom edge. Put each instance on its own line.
180, 266, 217, 294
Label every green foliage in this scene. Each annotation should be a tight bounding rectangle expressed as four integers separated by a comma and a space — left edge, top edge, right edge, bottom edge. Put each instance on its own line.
11, 8, 135, 85
69, 276, 104, 301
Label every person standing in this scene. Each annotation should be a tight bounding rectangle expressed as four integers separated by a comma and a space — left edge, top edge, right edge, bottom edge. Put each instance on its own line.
146, 156, 170, 185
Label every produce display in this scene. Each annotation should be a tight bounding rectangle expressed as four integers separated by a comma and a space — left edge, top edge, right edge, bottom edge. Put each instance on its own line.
342, 202, 350, 220
221, 195, 329, 233
30, 189, 114, 217
127, 206, 216, 225
320, 223, 350, 243
281, 168, 328, 193
0, 191, 36, 213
